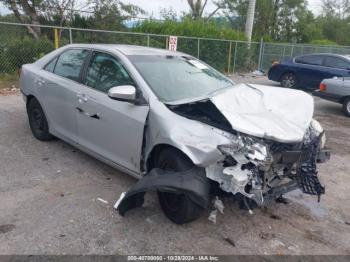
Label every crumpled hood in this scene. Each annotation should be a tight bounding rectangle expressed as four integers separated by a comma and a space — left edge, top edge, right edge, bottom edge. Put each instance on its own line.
210, 83, 314, 143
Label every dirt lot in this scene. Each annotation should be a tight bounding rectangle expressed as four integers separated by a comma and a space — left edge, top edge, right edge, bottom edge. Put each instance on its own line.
0, 76, 349, 255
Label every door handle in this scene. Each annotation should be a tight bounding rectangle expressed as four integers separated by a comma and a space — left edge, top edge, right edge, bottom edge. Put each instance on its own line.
75, 107, 100, 119
89, 113, 100, 119
75, 107, 83, 113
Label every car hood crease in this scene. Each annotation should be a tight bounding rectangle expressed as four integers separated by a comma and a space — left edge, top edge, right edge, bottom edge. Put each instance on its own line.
209, 83, 314, 143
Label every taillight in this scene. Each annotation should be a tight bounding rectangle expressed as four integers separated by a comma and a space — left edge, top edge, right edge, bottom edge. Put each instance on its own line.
319, 83, 327, 91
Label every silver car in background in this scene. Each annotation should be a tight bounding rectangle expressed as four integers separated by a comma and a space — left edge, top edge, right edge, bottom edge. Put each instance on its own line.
20, 44, 330, 224
314, 77, 350, 117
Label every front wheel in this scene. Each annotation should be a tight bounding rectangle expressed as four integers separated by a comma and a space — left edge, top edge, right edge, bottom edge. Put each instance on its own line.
155, 148, 204, 224
343, 98, 350, 117
280, 73, 297, 88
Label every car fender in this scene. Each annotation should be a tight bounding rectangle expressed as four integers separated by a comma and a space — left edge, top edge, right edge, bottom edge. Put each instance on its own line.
143, 100, 232, 169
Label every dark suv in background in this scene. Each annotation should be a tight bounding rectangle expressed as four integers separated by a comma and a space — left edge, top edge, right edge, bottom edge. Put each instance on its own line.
268, 53, 350, 90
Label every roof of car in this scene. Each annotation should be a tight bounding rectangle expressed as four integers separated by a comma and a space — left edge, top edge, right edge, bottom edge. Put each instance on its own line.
297, 53, 350, 60
65, 43, 188, 56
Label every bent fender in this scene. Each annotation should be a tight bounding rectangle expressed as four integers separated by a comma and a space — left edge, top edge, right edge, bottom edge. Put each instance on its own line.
117, 168, 211, 216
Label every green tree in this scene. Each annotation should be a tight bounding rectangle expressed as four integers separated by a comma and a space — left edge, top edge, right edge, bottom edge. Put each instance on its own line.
219, 0, 311, 42
89, 0, 144, 30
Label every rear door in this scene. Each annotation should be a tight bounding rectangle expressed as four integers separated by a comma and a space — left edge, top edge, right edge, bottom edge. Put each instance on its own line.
295, 55, 326, 89
323, 56, 350, 79
342, 78, 350, 96
76, 51, 149, 174
39, 48, 89, 142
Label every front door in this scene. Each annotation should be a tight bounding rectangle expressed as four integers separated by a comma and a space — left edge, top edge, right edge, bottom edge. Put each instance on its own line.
76, 51, 149, 174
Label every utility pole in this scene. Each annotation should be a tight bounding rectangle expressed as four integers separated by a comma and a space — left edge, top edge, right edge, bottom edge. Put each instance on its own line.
245, 0, 256, 42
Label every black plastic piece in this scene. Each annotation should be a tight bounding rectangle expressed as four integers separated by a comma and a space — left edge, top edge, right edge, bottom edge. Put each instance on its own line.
296, 134, 326, 201
117, 167, 211, 216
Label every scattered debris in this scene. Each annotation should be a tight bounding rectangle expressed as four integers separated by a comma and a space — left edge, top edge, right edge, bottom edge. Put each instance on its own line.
252, 70, 264, 76
288, 245, 300, 252
57, 170, 61, 174
276, 196, 289, 204
0, 224, 15, 234
113, 192, 126, 209
259, 231, 275, 240
97, 198, 109, 204
270, 239, 286, 249
208, 210, 218, 224
213, 196, 224, 214
208, 196, 225, 224
0, 87, 20, 96
270, 214, 281, 220
223, 237, 235, 247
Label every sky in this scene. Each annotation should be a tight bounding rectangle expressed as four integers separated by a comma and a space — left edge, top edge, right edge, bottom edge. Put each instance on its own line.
125, 0, 324, 18
0, 0, 324, 18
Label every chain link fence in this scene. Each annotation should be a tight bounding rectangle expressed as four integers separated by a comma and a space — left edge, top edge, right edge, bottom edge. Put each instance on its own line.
0, 22, 261, 78
2, 21, 350, 79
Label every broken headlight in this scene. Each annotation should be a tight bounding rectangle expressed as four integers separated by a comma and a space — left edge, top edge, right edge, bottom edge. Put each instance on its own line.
217, 135, 269, 163
305, 119, 326, 149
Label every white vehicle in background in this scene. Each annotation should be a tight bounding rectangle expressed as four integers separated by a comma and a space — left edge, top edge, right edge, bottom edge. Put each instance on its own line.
20, 44, 330, 224
314, 77, 350, 117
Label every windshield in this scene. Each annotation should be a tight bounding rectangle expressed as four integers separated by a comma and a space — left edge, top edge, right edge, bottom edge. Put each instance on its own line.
128, 55, 234, 102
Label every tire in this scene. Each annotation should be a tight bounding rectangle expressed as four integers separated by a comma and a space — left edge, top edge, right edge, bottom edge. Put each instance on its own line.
280, 73, 297, 88
343, 98, 350, 117
155, 148, 204, 224
27, 98, 53, 141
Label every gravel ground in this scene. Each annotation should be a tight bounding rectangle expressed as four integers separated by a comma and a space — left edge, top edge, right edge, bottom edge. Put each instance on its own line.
0, 77, 350, 255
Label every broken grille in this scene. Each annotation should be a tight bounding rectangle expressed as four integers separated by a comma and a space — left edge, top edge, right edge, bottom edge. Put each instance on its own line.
296, 134, 325, 201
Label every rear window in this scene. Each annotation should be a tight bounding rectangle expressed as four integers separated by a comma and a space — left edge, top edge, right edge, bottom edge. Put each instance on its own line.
44, 57, 58, 73
324, 56, 350, 70
54, 49, 89, 82
295, 55, 323, 66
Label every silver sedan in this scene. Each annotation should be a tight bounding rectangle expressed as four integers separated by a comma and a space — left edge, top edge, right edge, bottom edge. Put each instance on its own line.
20, 44, 330, 224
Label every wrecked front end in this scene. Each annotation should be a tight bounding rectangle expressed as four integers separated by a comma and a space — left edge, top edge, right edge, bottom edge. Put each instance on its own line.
206, 119, 330, 210
116, 84, 330, 222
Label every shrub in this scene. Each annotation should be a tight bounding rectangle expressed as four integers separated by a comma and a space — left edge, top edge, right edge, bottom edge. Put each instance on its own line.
133, 19, 258, 73
0, 37, 53, 74
309, 39, 338, 46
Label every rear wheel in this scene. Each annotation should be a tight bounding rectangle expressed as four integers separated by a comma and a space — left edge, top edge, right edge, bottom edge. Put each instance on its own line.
155, 148, 204, 224
280, 73, 297, 88
27, 98, 53, 141
343, 98, 350, 117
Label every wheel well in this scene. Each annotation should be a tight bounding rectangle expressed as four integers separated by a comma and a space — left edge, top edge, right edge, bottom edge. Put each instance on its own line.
26, 95, 35, 108
340, 96, 350, 104
279, 71, 296, 82
146, 144, 194, 172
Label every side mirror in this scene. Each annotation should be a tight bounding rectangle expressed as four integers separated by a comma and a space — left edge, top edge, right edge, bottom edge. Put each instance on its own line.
108, 85, 136, 103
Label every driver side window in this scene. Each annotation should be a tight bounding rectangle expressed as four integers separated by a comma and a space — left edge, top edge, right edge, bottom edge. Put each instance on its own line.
85, 52, 134, 93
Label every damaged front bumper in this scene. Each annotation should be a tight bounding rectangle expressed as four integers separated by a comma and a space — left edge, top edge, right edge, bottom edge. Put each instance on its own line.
116, 121, 330, 217
116, 168, 210, 216
206, 126, 330, 208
